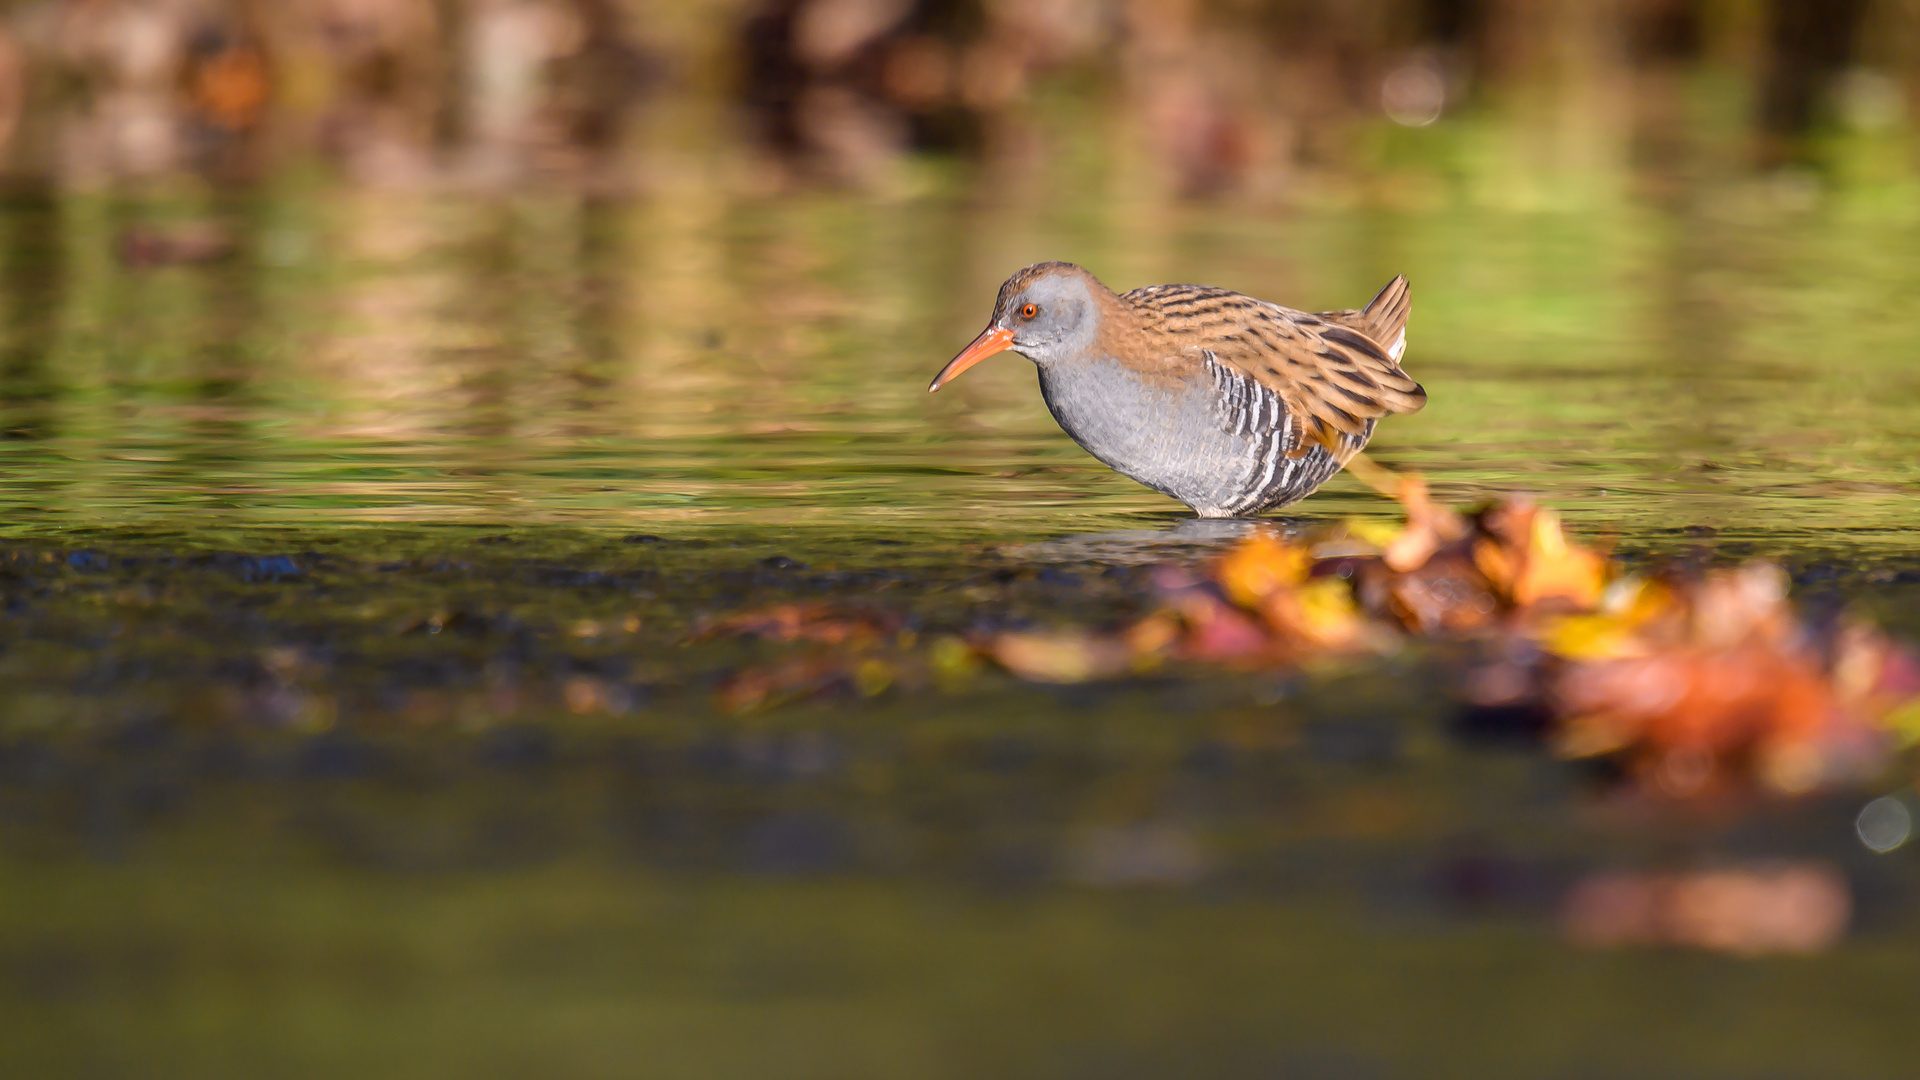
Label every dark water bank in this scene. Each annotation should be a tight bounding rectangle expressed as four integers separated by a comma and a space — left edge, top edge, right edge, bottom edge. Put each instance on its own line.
4, 522, 1920, 1078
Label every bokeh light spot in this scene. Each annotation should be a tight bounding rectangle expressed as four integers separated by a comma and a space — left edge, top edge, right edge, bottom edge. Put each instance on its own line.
1856, 796, 1911, 854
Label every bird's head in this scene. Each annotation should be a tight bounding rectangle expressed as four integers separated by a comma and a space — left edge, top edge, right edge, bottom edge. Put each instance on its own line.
928, 262, 1105, 391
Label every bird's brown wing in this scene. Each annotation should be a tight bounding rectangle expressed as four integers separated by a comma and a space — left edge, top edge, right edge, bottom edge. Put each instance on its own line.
1122, 279, 1424, 458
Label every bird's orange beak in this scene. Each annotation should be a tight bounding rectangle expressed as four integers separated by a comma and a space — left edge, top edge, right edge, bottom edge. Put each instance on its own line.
928, 326, 1014, 392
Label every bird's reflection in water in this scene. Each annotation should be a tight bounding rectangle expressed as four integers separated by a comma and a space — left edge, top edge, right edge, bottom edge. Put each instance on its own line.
1009, 514, 1303, 565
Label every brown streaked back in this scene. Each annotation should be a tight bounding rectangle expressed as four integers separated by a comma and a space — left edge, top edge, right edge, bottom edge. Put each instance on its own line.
1115, 278, 1424, 458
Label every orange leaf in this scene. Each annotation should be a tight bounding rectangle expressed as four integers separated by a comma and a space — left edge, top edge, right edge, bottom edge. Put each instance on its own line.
1382, 473, 1467, 573
1212, 532, 1310, 608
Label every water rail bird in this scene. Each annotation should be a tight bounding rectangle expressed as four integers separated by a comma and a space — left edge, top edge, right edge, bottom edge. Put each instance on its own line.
929, 262, 1425, 518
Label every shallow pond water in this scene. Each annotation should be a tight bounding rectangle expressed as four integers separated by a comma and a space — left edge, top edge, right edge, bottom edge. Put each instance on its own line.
2, 123, 1920, 1078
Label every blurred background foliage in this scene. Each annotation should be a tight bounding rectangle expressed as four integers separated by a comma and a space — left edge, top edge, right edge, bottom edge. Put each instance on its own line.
0, 0, 1908, 197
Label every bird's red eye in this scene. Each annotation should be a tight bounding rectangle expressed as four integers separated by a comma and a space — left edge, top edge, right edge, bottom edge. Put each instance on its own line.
1019, 303, 1038, 319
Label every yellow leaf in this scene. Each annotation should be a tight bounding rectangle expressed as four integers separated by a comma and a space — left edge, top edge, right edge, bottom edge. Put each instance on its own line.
1543, 614, 1649, 661
1294, 577, 1363, 644
1324, 517, 1400, 551
1874, 698, 1920, 748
